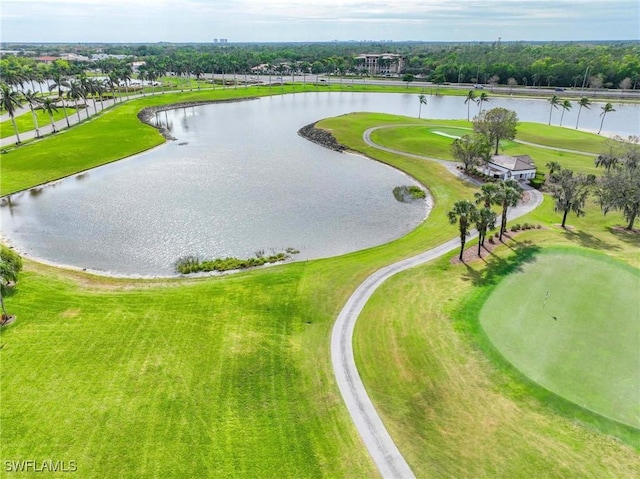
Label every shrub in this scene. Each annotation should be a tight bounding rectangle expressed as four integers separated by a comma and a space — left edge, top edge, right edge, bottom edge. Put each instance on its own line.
529, 171, 546, 190
174, 255, 201, 274
393, 185, 426, 202
175, 249, 299, 274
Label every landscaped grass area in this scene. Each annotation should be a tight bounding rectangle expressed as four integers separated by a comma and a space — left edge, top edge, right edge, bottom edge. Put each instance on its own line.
369, 120, 606, 175
354, 211, 639, 477
479, 248, 639, 428
0, 107, 79, 139
2, 92, 638, 477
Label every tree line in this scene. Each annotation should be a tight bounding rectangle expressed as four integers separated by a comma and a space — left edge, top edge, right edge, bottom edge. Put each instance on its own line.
2, 41, 639, 89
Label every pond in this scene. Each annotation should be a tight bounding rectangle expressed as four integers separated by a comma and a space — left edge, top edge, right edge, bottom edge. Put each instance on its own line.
1, 92, 638, 276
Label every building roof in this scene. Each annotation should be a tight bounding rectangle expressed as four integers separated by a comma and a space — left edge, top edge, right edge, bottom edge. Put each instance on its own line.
489, 154, 536, 172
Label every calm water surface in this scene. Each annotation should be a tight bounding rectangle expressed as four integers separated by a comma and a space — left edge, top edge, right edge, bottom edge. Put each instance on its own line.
1, 92, 638, 276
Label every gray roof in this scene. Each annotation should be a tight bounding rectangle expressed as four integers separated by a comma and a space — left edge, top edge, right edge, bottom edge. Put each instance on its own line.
489, 154, 536, 171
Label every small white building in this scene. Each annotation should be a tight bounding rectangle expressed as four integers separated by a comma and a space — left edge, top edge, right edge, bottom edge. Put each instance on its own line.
485, 154, 537, 180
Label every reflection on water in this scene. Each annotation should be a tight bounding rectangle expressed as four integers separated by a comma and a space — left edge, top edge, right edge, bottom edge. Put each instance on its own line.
1, 92, 638, 277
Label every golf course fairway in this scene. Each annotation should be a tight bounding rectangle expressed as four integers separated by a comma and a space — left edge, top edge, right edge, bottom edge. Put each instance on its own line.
479, 248, 640, 428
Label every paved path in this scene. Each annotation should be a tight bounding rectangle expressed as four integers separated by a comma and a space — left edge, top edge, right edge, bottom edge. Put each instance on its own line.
331, 128, 543, 478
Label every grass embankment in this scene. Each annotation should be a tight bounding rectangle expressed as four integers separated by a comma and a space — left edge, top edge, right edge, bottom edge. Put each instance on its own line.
2, 97, 637, 476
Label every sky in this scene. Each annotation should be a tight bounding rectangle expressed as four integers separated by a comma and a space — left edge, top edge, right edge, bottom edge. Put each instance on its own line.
1, 0, 639, 43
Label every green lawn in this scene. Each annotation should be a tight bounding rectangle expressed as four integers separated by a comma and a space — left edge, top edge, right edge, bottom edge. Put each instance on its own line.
2, 96, 638, 477
0, 107, 79, 139
354, 202, 640, 477
479, 249, 640, 428
369, 120, 607, 175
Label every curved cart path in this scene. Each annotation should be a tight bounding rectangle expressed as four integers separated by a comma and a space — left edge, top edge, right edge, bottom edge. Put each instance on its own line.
331, 127, 543, 478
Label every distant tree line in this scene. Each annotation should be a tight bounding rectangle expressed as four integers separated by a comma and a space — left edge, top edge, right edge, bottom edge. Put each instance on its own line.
2, 41, 639, 90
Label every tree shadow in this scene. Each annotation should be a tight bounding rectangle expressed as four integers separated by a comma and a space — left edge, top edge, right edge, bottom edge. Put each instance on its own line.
607, 226, 640, 246
462, 241, 541, 287
561, 228, 621, 251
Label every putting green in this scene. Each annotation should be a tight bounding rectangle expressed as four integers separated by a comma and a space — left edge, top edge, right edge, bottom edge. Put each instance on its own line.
479, 249, 640, 428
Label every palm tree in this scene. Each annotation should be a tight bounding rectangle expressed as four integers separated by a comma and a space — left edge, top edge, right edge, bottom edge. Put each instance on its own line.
48, 70, 70, 127
22, 90, 42, 138
548, 95, 560, 125
40, 97, 59, 133
118, 64, 133, 99
546, 161, 563, 176
475, 182, 500, 209
448, 200, 479, 261
90, 78, 106, 111
137, 69, 147, 96
1, 84, 22, 144
475, 207, 498, 254
418, 94, 427, 119
78, 73, 93, 119
495, 179, 523, 240
477, 92, 489, 113
107, 72, 121, 103
66, 80, 86, 122
464, 90, 477, 121
559, 99, 572, 126
597, 103, 615, 135
575, 97, 591, 129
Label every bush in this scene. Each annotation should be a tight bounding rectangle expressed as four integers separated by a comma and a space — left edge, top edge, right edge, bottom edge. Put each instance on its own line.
529, 172, 546, 190
393, 185, 426, 202
175, 249, 298, 274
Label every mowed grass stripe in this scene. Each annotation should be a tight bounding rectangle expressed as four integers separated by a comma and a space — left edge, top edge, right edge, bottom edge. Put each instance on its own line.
479, 250, 640, 428
1, 265, 372, 478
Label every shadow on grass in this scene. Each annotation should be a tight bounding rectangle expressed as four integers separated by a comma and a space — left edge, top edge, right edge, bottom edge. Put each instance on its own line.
462, 240, 541, 287
607, 226, 640, 246
560, 228, 621, 251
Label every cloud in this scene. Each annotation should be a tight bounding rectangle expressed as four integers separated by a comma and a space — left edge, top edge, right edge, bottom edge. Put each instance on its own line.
1, 0, 637, 42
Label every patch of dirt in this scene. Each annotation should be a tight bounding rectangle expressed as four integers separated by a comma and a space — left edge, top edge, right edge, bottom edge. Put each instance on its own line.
0, 315, 16, 327
61, 309, 81, 318
610, 225, 639, 234
450, 230, 529, 265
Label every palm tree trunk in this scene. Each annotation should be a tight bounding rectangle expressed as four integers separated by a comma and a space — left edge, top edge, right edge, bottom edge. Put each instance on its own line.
74, 99, 82, 122
61, 103, 70, 127
575, 107, 582, 129
10, 116, 21, 143
30, 107, 41, 138
598, 115, 605, 134
49, 112, 57, 133
500, 208, 508, 240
